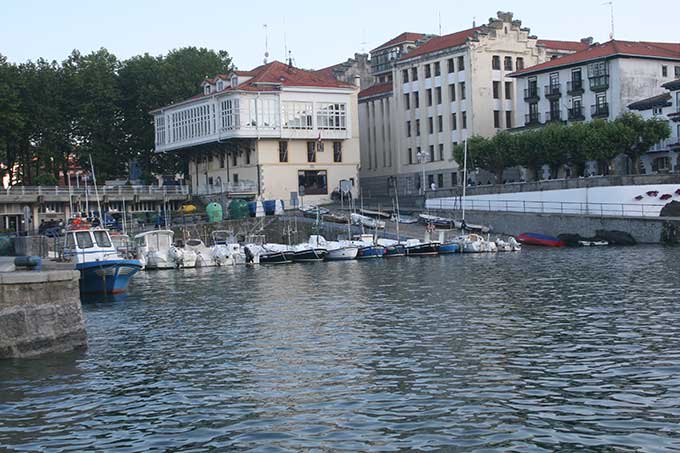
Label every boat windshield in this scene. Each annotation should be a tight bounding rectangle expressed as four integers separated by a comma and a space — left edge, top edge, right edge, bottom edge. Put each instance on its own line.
93, 231, 112, 248
149, 233, 172, 252
75, 231, 94, 249
65, 233, 76, 250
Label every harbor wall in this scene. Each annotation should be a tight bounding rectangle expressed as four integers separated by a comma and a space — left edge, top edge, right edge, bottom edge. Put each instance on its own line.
445, 210, 680, 244
0, 270, 87, 359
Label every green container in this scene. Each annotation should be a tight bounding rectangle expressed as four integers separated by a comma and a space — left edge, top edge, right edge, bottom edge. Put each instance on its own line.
228, 199, 249, 220
206, 202, 223, 223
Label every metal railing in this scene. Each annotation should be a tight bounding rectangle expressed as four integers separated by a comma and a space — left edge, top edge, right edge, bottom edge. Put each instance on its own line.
425, 197, 668, 218
525, 113, 542, 125
568, 106, 585, 121
1, 185, 189, 197
567, 80, 584, 94
591, 103, 609, 118
192, 181, 258, 196
544, 84, 561, 97
524, 86, 540, 100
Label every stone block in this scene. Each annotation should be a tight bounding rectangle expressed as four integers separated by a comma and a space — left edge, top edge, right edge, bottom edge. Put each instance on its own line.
0, 272, 49, 285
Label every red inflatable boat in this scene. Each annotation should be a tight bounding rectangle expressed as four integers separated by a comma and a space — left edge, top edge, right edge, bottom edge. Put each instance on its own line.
517, 233, 566, 247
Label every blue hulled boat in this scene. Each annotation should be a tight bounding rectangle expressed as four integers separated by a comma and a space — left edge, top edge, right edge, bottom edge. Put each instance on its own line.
437, 242, 460, 254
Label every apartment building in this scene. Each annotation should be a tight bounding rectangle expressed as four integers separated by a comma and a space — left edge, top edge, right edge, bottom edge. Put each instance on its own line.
151, 61, 360, 203
358, 11, 588, 196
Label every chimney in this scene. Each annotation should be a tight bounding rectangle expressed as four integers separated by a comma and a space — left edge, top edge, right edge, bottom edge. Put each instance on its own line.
581, 36, 594, 46
354, 75, 361, 88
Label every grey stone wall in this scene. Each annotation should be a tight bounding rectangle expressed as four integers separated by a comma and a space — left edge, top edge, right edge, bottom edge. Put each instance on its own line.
0, 270, 87, 359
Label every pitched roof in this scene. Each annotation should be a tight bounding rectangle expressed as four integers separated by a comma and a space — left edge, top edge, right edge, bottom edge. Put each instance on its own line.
662, 78, 680, 91
537, 39, 590, 52
628, 92, 672, 110
398, 27, 482, 61
314, 62, 345, 79
372, 32, 426, 53
358, 82, 393, 100
511, 39, 680, 76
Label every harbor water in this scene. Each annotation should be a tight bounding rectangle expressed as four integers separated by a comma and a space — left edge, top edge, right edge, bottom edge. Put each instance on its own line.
1, 246, 680, 451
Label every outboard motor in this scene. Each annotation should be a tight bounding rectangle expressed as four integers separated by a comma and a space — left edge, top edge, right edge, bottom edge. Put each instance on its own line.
244, 246, 254, 264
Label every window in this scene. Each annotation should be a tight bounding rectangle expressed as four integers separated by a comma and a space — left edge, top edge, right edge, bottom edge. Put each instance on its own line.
317, 103, 346, 130
437, 173, 444, 188
429, 145, 435, 162
505, 110, 512, 128
413, 91, 419, 108
404, 93, 410, 109
449, 84, 456, 101
233, 173, 239, 183
653, 106, 663, 116
451, 113, 457, 130
652, 156, 670, 172
209, 176, 213, 186
427, 174, 434, 187
245, 149, 251, 165
279, 141, 288, 162
448, 58, 455, 73
492, 55, 501, 70
406, 120, 411, 137
451, 172, 458, 186
504, 56, 513, 71
282, 102, 313, 129
494, 110, 501, 128
415, 119, 420, 136
298, 170, 327, 195
589, 60, 608, 77
408, 148, 413, 164
437, 115, 443, 132
425, 64, 431, 78
435, 87, 442, 104
426, 89, 432, 106
516, 57, 524, 70
457, 56, 465, 71
307, 141, 316, 162
438, 144, 444, 161
460, 82, 466, 100
333, 142, 342, 162
662, 65, 668, 77
220, 154, 225, 168
402, 69, 409, 83
434, 62, 441, 76
411, 67, 418, 81
76, 232, 94, 249
66, 233, 75, 250
204, 85, 211, 95
428, 117, 433, 134
493, 81, 500, 99
462, 111, 467, 129
232, 153, 237, 166
505, 81, 512, 99
675, 66, 680, 78
550, 72, 559, 88
93, 231, 111, 248
217, 80, 224, 91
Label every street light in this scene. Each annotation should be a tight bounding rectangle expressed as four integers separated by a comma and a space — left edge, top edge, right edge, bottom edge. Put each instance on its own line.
416, 149, 429, 195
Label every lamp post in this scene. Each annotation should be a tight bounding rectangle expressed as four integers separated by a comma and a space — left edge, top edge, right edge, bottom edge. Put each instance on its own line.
416, 149, 429, 195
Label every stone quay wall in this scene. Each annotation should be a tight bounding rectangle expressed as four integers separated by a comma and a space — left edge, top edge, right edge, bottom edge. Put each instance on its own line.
0, 270, 87, 359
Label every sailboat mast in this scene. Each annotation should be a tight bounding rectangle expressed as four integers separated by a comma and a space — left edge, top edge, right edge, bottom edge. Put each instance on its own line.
89, 155, 103, 224
461, 139, 468, 223
394, 182, 401, 242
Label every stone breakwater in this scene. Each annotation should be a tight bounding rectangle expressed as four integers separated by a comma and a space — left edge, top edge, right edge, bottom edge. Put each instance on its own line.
0, 270, 87, 359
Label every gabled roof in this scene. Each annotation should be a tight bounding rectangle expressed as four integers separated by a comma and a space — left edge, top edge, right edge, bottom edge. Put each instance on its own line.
628, 92, 672, 111
537, 39, 590, 52
314, 62, 345, 79
358, 82, 393, 100
511, 39, 680, 76
662, 78, 680, 91
398, 27, 482, 61
372, 32, 426, 53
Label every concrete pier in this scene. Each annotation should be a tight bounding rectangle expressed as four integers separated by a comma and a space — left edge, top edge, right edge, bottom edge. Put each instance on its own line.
0, 270, 86, 359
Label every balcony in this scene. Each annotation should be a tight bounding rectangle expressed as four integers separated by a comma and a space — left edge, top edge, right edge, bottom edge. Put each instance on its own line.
591, 103, 609, 118
668, 111, 680, 122
547, 110, 562, 123
524, 86, 540, 102
568, 106, 585, 121
525, 113, 542, 126
567, 79, 584, 95
589, 74, 609, 92
544, 84, 561, 99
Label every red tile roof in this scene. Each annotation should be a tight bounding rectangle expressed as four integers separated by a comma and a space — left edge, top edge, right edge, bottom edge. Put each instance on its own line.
511, 39, 680, 76
228, 61, 355, 92
314, 62, 344, 79
372, 32, 426, 53
358, 82, 393, 100
537, 39, 590, 52
398, 27, 482, 61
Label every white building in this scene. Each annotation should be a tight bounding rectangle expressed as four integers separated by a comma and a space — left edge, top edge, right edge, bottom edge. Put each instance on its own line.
358, 12, 590, 196
511, 40, 680, 128
628, 78, 680, 173
151, 61, 360, 204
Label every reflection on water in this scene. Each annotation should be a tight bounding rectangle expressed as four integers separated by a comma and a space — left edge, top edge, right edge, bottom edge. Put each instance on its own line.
2, 247, 680, 451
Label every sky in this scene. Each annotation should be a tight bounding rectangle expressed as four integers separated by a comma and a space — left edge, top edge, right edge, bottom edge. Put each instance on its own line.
2, 0, 679, 71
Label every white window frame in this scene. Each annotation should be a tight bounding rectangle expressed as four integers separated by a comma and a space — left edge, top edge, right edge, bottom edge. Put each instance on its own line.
316, 103, 347, 130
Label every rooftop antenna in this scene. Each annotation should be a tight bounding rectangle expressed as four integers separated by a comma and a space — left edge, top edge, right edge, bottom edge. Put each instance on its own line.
438, 11, 442, 35
472, 16, 476, 27
602, 1, 614, 39
288, 50, 293, 68
360, 29, 367, 53
283, 18, 288, 61
263, 24, 269, 64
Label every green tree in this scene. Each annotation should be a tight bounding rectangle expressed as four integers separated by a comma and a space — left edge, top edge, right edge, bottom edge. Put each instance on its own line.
0, 54, 25, 185
615, 112, 671, 174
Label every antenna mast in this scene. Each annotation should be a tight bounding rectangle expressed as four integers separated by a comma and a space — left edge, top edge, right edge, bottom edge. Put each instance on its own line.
438, 11, 442, 35
283, 18, 288, 60
263, 24, 269, 64
603, 1, 614, 39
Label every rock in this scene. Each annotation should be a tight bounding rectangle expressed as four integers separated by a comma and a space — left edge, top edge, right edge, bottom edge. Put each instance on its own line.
595, 229, 637, 246
660, 201, 680, 217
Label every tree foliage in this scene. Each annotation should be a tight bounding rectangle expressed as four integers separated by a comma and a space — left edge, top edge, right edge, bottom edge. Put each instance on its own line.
452, 114, 671, 182
0, 47, 233, 185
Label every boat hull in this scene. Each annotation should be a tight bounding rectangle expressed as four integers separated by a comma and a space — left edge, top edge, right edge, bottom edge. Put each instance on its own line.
438, 242, 460, 254
356, 245, 386, 259
293, 248, 328, 262
517, 233, 566, 247
260, 250, 295, 264
326, 247, 359, 261
77, 259, 142, 295
384, 244, 406, 257
406, 243, 440, 256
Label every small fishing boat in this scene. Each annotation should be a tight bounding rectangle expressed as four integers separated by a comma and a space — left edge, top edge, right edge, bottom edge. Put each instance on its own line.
434, 231, 461, 254
254, 243, 295, 264
211, 230, 241, 266
292, 243, 328, 262
358, 208, 392, 219
495, 237, 522, 252
322, 213, 348, 224
300, 205, 330, 218
185, 238, 222, 267
517, 233, 566, 247
352, 234, 386, 259
418, 213, 457, 228
377, 238, 406, 257
404, 238, 440, 256
351, 213, 386, 229
309, 235, 358, 261
391, 213, 419, 224
134, 230, 181, 269
63, 227, 142, 295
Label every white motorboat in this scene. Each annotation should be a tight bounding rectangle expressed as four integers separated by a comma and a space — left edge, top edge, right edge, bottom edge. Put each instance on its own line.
578, 240, 609, 246
134, 230, 180, 269
211, 230, 240, 266
454, 233, 497, 253
495, 237, 522, 252
309, 235, 358, 261
186, 238, 220, 267
170, 239, 198, 268
351, 213, 385, 229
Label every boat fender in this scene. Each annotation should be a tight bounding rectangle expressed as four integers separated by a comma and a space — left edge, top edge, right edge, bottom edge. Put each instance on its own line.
15, 255, 42, 270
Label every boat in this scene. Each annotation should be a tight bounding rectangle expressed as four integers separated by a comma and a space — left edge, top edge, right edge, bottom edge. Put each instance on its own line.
211, 230, 241, 266
249, 243, 295, 264
292, 244, 328, 262
322, 213, 349, 224
134, 230, 180, 269
578, 240, 609, 247
352, 234, 386, 259
170, 238, 198, 268
309, 235, 358, 261
62, 227, 142, 294
185, 238, 221, 267
391, 213, 419, 224
377, 238, 406, 257
517, 233, 566, 247
434, 231, 461, 254
300, 205, 330, 218
358, 208, 392, 219
418, 213, 457, 229
403, 238, 440, 256
495, 237, 522, 252
351, 213, 385, 229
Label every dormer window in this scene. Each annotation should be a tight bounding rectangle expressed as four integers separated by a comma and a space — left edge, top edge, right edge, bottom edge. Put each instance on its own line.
231, 76, 238, 87
217, 80, 224, 91
204, 85, 211, 95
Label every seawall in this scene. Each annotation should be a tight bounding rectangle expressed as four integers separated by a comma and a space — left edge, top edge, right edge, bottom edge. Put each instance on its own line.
0, 270, 87, 359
